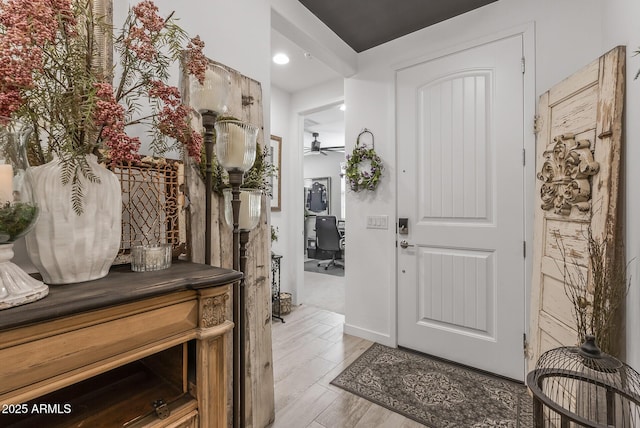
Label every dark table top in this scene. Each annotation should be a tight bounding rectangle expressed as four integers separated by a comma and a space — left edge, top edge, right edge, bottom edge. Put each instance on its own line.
0, 261, 242, 331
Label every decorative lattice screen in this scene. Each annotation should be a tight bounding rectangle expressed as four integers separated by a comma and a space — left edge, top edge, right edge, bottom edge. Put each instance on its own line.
110, 158, 185, 264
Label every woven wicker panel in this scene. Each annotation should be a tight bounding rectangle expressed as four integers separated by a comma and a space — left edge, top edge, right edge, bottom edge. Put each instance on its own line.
110, 158, 184, 264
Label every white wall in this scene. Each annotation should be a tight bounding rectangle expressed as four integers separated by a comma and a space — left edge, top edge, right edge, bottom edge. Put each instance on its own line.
601, 0, 640, 369
270, 86, 291, 259
344, 0, 605, 347
111, 0, 271, 152
141, 0, 271, 119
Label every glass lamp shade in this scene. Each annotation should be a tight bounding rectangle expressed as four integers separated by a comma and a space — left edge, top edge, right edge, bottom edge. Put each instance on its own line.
189, 64, 231, 115
0, 118, 48, 310
214, 120, 258, 171
223, 188, 262, 231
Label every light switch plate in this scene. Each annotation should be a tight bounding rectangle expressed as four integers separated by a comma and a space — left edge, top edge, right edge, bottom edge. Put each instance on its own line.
366, 215, 388, 229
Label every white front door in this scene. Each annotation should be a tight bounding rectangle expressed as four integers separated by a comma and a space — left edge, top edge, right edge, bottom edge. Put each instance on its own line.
397, 34, 526, 380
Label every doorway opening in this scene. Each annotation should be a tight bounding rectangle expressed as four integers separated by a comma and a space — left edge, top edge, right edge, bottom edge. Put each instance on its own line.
302, 103, 346, 314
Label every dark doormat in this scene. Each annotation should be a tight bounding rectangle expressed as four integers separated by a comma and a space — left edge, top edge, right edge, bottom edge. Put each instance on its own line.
304, 260, 344, 277
331, 343, 533, 428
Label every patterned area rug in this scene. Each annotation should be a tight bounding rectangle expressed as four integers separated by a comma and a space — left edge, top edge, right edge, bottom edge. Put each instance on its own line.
331, 343, 533, 428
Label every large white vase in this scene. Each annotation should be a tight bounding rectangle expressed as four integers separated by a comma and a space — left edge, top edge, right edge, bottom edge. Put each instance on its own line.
25, 155, 122, 284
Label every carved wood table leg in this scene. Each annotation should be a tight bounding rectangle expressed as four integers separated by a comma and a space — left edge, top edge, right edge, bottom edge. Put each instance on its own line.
197, 285, 234, 428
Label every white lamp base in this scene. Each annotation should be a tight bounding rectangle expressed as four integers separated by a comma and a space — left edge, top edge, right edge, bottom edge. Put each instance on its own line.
0, 244, 49, 310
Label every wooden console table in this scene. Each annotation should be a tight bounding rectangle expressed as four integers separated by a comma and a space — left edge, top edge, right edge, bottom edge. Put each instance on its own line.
0, 261, 242, 428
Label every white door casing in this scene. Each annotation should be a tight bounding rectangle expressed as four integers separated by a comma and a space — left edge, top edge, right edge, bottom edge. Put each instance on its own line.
397, 34, 526, 380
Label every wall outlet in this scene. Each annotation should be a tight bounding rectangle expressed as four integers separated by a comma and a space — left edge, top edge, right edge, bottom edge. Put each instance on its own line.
366, 215, 388, 229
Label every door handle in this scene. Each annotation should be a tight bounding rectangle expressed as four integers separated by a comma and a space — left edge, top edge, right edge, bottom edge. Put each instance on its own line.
399, 240, 414, 249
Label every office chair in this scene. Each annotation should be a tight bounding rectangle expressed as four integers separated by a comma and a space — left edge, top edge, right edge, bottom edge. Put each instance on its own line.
315, 216, 344, 270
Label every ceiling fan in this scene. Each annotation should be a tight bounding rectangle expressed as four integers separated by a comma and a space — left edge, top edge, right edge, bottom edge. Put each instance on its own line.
304, 132, 344, 156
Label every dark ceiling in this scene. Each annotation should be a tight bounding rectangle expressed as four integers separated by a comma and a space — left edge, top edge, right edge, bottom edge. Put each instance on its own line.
298, 0, 498, 53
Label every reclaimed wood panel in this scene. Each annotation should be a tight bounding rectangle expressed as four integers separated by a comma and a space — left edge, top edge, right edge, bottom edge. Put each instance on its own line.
241, 72, 275, 428
549, 84, 599, 138
543, 218, 589, 264
182, 60, 274, 428
548, 59, 599, 105
540, 275, 579, 329
528, 46, 625, 367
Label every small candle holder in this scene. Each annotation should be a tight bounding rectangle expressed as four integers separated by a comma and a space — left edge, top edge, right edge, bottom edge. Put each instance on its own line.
223, 188, 262, 232
214, 119, 259, 171
130, 244, 171, 272
189, 63, 231, 115
0, 118, 48, 309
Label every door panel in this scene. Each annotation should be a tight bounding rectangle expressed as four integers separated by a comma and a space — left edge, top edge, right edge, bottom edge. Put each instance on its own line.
417, 247, 494, 334
528, 46, 625, 365
419, 71, 492, 221
397, 34, 525, 380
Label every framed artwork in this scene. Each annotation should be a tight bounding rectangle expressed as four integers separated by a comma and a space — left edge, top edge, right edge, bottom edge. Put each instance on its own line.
270, 135, 282, 211
304, 177, 331, 216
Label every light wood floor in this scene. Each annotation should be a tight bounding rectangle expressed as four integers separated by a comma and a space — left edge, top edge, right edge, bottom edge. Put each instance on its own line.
269, 305, 426, 428
303, 270, 345, 314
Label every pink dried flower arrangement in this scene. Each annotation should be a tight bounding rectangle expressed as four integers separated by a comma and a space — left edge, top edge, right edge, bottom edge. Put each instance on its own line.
0, 0, 206, 212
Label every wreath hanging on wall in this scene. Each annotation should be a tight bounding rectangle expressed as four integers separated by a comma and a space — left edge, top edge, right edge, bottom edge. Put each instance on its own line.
345, 128, 383, 192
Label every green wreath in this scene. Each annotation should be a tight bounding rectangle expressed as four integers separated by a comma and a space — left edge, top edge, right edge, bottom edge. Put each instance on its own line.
346, 129, 383, 192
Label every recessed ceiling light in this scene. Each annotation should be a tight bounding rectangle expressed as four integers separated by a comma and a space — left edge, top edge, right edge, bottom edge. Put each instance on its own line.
339, 104, 346, 111
273, 53, 290, 65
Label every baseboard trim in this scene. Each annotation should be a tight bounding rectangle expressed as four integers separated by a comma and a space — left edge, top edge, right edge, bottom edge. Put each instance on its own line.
344, 323, 394, 347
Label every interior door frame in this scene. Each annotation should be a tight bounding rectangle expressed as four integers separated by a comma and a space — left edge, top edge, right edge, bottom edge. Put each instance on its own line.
393, 23, 536, 374
296, 100, 345, 306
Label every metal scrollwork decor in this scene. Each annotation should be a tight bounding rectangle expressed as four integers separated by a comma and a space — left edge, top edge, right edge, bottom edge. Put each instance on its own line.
537, 133, 599, 215
345, 128, 384, 192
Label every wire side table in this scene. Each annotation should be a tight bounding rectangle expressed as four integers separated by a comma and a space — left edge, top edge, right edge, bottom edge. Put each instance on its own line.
271, 254, 284, 322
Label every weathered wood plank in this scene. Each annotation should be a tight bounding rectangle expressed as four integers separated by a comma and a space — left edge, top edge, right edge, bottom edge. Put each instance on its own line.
543, 218, 589, 263
528, 89, 550, 367
550, 84, 598, 136
592, 46, 625, 245
529, 46, 626, 367
241, 74, 275, 428
185, 162, 205, 264
548, 59, 599, 106
538, 322, 574, 356
541, 274, 580, 330
183, 60, 274, 428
